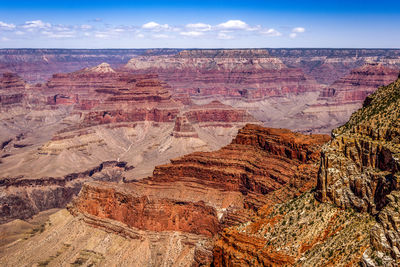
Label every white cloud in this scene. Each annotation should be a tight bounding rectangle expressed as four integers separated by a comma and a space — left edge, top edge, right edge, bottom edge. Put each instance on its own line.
42, 30, 75, 38
180, 31, 204, 37
142, 22, 169, 31
50, 33, 75, 38
15, 31, 25, 35
0, 21, 16, 29
290, 27, 305, 38
95, 33, 109, 38
53, 26, 70, 31
142, 22, 159, 29
136, 33, 145, 38
152, 33, 169, 39
186, 23, 211, 32
81, 24, 92, 30
1, 37, 10, 41
261, 28, 282, 37
217, 32, 233, 40
292, 27, 305, 33
217, 20, 249, 30
23, 20, 51, 29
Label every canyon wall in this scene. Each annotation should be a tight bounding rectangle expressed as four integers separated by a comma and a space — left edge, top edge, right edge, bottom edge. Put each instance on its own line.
65, 124, 329, 265
316, 75, 400, 265
212, 73, 400, 266
124, 49, 322, 100
1, 49, 400, 134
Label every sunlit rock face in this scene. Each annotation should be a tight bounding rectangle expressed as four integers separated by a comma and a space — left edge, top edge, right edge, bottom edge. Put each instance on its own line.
316, 75, 400, 265
68, 124, 329, 265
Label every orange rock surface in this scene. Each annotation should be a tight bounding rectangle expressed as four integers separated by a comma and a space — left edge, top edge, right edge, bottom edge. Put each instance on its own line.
69, 124, 329, 265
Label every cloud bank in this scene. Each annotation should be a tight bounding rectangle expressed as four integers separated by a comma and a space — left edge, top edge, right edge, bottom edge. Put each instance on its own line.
0, 18, 305, 46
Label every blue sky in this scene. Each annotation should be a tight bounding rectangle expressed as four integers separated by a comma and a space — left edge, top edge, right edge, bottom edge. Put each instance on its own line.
0, 0, 399, 48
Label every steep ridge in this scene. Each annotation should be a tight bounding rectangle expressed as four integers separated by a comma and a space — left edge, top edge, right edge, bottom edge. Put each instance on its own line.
63, 124, 329, 265
213, 73, 400, 266
316, 74, 400, 265
0, 73, 29, 151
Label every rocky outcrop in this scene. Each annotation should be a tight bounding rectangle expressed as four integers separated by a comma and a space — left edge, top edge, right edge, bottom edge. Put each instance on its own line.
68, 124, 329, 265
0, 161, 132, 224
210, 74, 400, 267
212, 191, 374, 266
70, 182, 221, 237
316, 75, 400, 265
316, 76, 400, 212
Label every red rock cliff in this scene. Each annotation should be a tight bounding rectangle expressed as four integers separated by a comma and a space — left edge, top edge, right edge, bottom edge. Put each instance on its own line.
69, 124, 329, 265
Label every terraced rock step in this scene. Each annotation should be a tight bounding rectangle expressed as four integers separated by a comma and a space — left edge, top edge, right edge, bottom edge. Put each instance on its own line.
68, 124, 329, 265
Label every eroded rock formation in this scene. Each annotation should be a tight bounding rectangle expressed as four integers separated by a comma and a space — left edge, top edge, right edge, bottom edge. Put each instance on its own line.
315, 75, 400, 265
67, 124, 329, 265
124, 49, 322, 100
211, 74, 400, 267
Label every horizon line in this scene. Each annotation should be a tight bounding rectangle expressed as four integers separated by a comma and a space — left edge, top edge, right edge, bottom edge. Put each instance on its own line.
1, 47, 400, 50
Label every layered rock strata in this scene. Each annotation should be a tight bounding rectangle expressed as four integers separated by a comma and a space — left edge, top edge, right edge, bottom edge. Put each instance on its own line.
318, 63, 399, 104
315, 74, 400, 265
124, 49, 322, 100
68, 124, 329, 265
0, 73, 26, 106
184, 100, 257, 125
210, 74, 400, 267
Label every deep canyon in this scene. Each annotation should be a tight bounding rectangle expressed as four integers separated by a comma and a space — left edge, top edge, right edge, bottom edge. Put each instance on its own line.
1, 48, 400, 266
